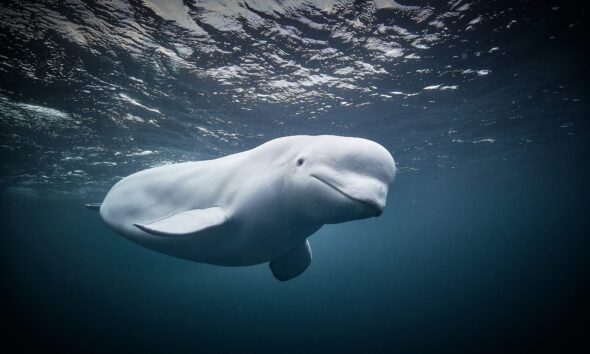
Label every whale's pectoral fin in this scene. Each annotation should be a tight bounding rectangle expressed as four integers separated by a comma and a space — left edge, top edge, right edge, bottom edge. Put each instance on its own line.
269, 240, 312, 281
134, 207, 227, 236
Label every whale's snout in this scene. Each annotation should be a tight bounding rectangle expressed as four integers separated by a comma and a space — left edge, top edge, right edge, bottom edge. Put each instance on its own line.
355, 185, 387, 218
311, 173, 388, 218
362, 199, 383, 217
291, 135, 396, 224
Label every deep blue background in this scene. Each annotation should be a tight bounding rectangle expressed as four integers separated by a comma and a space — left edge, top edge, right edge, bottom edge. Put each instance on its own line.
2, 163, 589, 353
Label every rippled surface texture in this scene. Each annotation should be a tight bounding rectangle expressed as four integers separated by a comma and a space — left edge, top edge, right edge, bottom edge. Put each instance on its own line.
1, 1, 589, 353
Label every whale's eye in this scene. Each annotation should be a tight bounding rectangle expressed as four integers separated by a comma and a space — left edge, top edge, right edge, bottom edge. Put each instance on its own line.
297, 158, 304, 166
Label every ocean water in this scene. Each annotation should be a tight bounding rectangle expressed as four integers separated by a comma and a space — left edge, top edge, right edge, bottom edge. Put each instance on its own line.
1, 1, 589, 353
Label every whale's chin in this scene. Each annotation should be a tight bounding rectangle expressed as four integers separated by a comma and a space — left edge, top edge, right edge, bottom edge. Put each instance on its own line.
310, 174, 383, 218
323, 207, 377, 224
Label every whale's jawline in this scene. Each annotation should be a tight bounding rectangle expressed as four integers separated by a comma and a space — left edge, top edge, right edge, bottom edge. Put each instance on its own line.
310, 174, 381, 216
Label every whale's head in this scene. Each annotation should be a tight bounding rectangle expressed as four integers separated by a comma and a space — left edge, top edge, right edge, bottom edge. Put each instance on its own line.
286, 135, 396, 224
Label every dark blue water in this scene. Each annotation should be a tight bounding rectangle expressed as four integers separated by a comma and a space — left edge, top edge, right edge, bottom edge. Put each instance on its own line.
1, 1, 589, 353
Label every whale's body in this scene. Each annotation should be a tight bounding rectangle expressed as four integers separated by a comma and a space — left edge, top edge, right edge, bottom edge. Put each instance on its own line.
95, 135, 396, 281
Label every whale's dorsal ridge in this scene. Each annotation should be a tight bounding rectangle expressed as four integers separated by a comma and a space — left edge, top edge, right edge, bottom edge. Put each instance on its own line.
134, 207, 227, 237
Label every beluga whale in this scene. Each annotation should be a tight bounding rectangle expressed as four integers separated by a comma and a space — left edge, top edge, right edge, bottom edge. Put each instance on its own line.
88, 135, 396, 281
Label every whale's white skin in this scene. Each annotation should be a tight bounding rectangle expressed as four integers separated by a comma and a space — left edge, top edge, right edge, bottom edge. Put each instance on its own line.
97, 135, 396, 281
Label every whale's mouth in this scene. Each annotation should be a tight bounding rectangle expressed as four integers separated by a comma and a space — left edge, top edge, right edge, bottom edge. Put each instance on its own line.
310, 174, 383, 216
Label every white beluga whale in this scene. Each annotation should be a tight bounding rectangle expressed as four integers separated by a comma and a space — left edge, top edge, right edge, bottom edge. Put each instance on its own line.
89, 135, 396, 281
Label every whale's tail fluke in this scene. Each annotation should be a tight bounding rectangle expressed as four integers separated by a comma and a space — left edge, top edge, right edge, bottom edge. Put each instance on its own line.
85, 203, 102, 211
